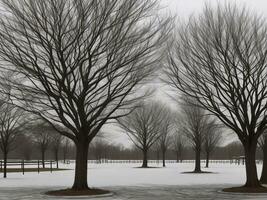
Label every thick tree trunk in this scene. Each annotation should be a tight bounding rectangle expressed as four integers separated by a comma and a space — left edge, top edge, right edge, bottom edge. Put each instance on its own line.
260, 139, 267, 184
194, 147, 201, 172
205, 151, 209, 168
244, 142, 261, 187
142, 149, 148, 168
72, 140, 89, 190
176, 151, 179, 163
162, 150, 166, 167
3, 151, 7, 178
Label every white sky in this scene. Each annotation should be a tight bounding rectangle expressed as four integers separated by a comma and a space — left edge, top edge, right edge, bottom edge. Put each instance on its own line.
104, 0, 267, 148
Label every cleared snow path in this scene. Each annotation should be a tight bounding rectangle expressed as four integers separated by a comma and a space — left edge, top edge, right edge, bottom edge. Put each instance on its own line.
0, 185, 267, 200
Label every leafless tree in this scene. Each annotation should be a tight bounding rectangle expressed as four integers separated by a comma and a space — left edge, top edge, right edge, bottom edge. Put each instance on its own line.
117, 101, 165, 168
165, 4, 267, 188
159, 108, 173, 167
31, 123, 53, 168
51, 133, 62, 169
173, 132, 185, 163
179, 97, 211, 173
203, 121, 222, 168
0, 0, 171, 190
258, 133, 267, 184
62, 138, 71, 164
0, 102, 29, 178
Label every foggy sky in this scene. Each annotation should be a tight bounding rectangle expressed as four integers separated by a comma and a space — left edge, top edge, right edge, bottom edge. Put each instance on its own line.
103, 0, 267, 148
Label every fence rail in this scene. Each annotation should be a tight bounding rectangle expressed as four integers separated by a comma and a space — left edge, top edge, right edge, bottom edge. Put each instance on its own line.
86, 159, 258, 165
0, 160, 56, 175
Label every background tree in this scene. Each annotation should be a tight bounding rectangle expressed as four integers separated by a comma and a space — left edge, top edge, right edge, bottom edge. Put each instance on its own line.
0, 102, 29, 178
159, 108, 173, 167
62, 139, 71, 164
51, 132, 62, 169
0, 0, 171, 190
117, 101, 165, 168
32, 123, 52, 168
179, 97, 210, 173
165, 4, 267, 188
173, 132, 185, 163
203, 121, 222, 168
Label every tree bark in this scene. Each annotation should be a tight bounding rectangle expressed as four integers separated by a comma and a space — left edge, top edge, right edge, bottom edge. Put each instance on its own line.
72, 140, 89, 190
194, 147, 201, 173
260, 141, 267, 184
41, 149, 45, 168
55, 150, 59, 169
244, 141, 261, 187
142, 149, 148, 168
162, 150, 166, 167
205, 151, 209, 168
3, 151, 7, 178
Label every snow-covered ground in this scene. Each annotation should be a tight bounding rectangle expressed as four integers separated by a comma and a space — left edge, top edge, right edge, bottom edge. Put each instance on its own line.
0, 162, 267, 199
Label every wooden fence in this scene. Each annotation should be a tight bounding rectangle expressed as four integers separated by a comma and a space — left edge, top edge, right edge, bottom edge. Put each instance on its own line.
0, 160, 56, 175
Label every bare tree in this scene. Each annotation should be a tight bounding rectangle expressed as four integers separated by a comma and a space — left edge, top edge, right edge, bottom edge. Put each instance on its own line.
0, 102, 29, 178
159, 109, 173, 167
0, 0, 171, 190
117, 101, 165, 168
203, 121, 222, 168
90, 138, 109, 163
51, 133, 62, 169
258, 133, 267, 184
173, 132, 185, 163
179, 97, 210, 173
62, 139, 71, 164
165, 4, 267, 188
32, 123, 52, 168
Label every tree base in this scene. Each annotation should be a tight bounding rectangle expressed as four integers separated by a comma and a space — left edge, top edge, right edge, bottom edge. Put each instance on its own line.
181, 171, 213, 174
45, 188, 111, 196
222, 186, 267, 193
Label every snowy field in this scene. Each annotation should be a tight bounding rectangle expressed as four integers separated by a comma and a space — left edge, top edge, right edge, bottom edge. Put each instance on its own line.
0, 162, 267, 199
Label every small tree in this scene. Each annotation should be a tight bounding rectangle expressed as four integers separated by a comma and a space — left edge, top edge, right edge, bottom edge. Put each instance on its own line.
0, 103, 29, 178
117, 101, 165, 168
179, 97, 211, 173
159, 109, 173, 167
32, 123, 52, 168
173, 133, 185, 163
51, 133, 62, 169
165, 4, 267, 188
203, 121, 222, 168
62, 139, 71, 164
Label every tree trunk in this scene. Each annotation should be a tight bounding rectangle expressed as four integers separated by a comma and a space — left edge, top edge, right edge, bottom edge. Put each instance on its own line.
162, 150, 166, 167
72, 140, 89, 190
63, 152, 66, 164
194, 147, 201, 173
41, 149, 45, 168
260, 143, 267, 183
55, 150, 59, 169
3, 151, 7, 178
142, 149, 148, 168
176, 151, 179, 163
244, 141, 261, 187
205, 151, 209, 168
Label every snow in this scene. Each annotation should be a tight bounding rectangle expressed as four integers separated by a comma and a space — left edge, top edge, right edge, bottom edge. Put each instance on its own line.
0, 161, 267, 199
